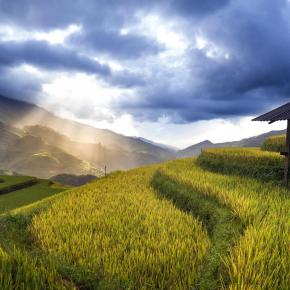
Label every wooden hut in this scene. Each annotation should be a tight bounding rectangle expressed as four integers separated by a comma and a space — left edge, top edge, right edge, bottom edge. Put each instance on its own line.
252, 102, 290, 184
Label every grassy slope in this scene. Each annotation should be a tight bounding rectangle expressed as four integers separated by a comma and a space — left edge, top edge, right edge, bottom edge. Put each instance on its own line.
0, 168, 209, 290
0, 179, 73, 289
1, 148, 290, 289
197, 147, 284, 181
0, 175, 35, 189
261, 134, 286, 152
31, 167, 210, 289
0, 180, 68, 214
161, 156, 290, 289
152, 171, 243, 290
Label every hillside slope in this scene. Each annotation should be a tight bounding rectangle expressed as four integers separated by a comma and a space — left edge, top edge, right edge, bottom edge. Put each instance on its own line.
25, 125, 168, 171
0, 95, 174, 166
0, 122, 100, 178
1, 149, 289, 289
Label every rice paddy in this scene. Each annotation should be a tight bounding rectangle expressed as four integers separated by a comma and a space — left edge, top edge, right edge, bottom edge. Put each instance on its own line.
1, 147, 289, 289
261, 134, 286, 152
197, 147, 284, 181
31, 168, 210, 289
159, 153, 290, 289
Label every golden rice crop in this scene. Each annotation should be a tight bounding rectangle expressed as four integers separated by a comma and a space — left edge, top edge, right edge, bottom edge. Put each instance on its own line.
31, 166, 210, 289
0, 246, 73, 290
161, 154, 290, 289
197, 147, 284, 181
200, 147, 283, 167
261, 134, 286, 152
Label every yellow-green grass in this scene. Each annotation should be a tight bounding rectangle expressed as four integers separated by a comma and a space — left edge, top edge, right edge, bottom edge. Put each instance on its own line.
152, 171, 243, 290
261, 134, 286, 152
0, 180, 68, 215
31, 167, 210, 289
0, 246, 74, 290
197, 147, 284, 181
0, 179, 73, 289
2, 148, 290, 289
160, 157, 290, 289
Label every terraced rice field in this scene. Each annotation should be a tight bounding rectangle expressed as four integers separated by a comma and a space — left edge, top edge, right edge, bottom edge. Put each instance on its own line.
261, 134, 286, 152
31, 168, 210, 289
0, 148, 289, 289
197, 147, 284, 181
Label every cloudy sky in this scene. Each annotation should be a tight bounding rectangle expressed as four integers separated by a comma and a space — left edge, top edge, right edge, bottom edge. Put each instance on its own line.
0, 0, 289, 147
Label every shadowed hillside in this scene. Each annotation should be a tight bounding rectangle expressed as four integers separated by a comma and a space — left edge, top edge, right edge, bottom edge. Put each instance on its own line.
0, 95, 175, 170
0, 122, 100, 178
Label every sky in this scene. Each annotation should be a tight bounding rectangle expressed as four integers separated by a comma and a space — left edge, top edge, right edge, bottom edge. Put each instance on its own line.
0, 0, 289, 148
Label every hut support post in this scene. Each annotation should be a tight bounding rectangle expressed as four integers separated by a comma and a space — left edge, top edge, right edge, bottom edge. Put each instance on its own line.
285, 119, 290, 185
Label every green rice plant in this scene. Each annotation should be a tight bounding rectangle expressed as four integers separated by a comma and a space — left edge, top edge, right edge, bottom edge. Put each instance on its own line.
197, 147, 284, 181
261, 134, 286, 152
160, 158, 290, 289
0, 246, 74, 290
152, 171, 244, 290
31, 167, 210, 289
3, 148, 289, 289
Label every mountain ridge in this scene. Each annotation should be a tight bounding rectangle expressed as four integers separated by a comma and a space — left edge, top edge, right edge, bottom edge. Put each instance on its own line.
0, 120, 101, 178
178, 129, 286, 157
0, 95, 287, 170
0, 95, 175, 172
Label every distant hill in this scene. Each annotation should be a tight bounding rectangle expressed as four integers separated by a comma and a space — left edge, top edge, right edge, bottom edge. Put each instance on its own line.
0, 95, 175, 170
178, 130, 286, 157
178, 140, 215, 158
134, 137, 178, 152
50, 174, 97, 186
0, 95, 287, 171
0, 121, 101, 178
25, 125, 172, 171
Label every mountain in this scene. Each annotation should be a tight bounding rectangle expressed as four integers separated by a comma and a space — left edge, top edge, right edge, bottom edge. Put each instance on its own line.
25, 125, 170, 171
0, 121, 101, 178
216, 130, 286, 147
0, 95, 175, 171
1, 95, 286, 172
178, 140, 215, 157
0, 95, 172, 152
135, 137, 178, 151
178, 130, 286, 157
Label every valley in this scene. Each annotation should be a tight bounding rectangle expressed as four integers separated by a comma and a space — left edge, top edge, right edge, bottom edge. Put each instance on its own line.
0, 95, 286, 179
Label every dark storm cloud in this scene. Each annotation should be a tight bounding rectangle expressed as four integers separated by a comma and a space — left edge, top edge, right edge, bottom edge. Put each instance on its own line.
0, 40, 111, 76
69, 28, 163, 59
0, 0, 290, 122
0, 0, 228, 29
165, 0, 231, 17
118, 0, 290, 122
0, 0, 228, 58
